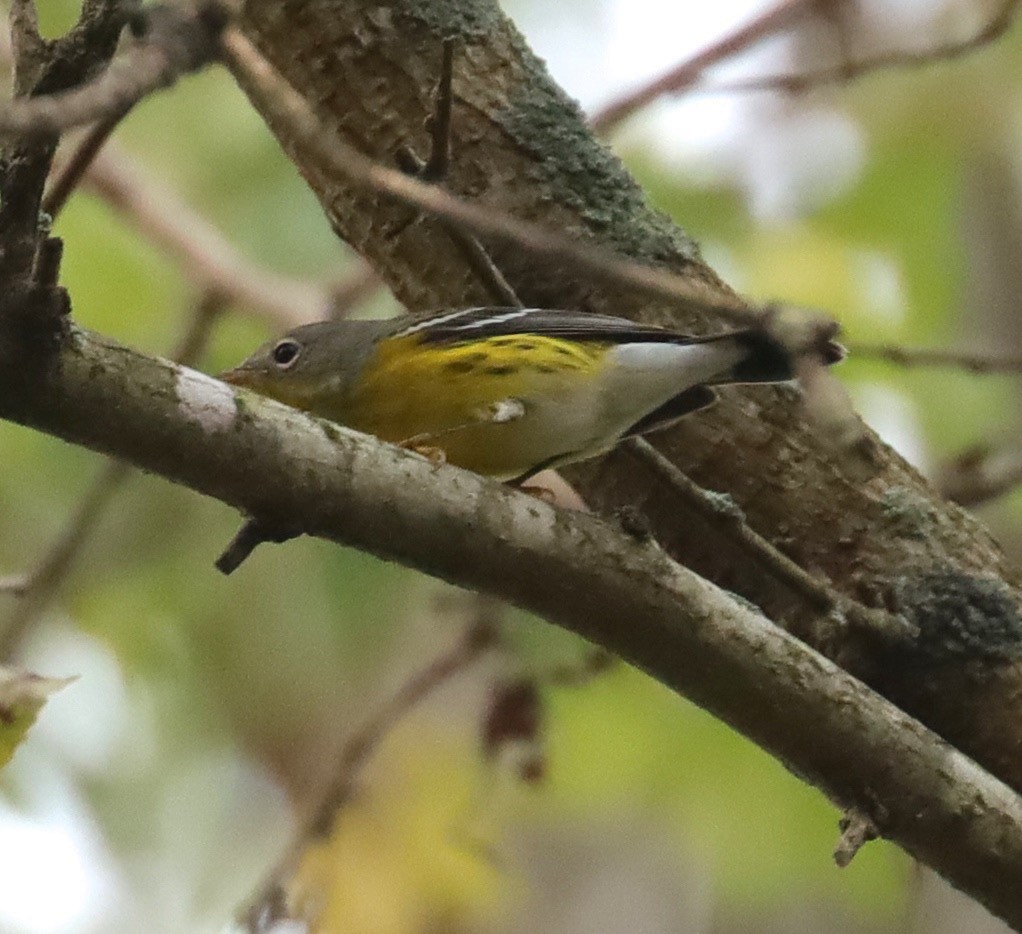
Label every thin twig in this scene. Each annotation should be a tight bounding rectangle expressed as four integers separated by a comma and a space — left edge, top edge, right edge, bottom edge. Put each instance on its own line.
700, 0, 1022, 96
851, 342, 1022, 374
240, 608, 501, 931
311, 606, 501, 835
446, 226, 522, 307
394, 40, 522, 312
0, 460, 131, 659
0, 2, 225, 137
0, 576, 27, 596
937, 445, 1022, 508
590, 0, 816, 133
42, 111, 127, 218
591, 0, 1021, 132
545, 647, 616, 687
0, 291, 226, 660
624, 437, 915, 644
219, 24, 820, 337
412, 38, 453, 182
75, 144, 353, 329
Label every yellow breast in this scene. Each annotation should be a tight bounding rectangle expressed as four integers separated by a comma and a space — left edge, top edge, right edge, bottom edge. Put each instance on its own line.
335, 334, 610, 478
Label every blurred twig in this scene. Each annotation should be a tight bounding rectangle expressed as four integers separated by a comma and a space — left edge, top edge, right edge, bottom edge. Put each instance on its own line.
703, 0, 1022, 96
545, 647, 616, 687
625, 437, 914, 643
590, 0, 1021, 133
590, 0, 816, 133
937, 445, 1022, 507
0, 576, 27, 596
42, 111, 126, 218
241, 601, 502, 931
71, 143, 373, 328
0, 2, 224, 137
851, 342, 1022, 374
0, 290, 225, 660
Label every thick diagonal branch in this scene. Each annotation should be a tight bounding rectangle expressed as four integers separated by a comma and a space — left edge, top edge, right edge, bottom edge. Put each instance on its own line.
0, 327, 1021, 927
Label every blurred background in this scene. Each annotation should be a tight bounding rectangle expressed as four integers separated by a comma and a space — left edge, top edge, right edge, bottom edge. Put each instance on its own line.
1, 0, 1020, 930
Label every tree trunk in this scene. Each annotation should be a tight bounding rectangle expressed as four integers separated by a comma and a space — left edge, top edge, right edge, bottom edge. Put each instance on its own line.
232, 0, 1022, 793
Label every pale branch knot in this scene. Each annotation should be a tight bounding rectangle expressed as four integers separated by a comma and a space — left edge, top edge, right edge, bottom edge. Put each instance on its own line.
834, 807, 880, 867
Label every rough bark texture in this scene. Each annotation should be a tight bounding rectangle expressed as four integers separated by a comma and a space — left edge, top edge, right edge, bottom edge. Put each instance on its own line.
234, 0, 1022, 791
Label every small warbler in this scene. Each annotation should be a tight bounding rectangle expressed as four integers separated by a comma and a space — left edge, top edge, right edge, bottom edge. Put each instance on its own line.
221, 307, 841, 482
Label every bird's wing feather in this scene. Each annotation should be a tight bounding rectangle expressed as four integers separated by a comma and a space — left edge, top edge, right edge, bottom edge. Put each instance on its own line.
395, 307, 726, 346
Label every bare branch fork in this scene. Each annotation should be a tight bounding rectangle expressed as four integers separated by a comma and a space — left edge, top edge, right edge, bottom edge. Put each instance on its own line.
0, 1, 226, 138
705, 0, 1022, 96
596, 0, 1022, 133
591, 0, 1022, 132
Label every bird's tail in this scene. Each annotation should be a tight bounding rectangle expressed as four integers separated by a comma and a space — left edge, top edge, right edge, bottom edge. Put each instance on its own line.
708, 328, 846, 385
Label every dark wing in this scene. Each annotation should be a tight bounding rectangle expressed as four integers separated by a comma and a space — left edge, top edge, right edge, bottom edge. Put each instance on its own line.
393, 307, 842, 383
623, 386, 718, 437
395, 307, 711, 346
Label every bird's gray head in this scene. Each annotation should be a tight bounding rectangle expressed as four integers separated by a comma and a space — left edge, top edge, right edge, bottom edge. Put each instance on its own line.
220, 318, 393, 412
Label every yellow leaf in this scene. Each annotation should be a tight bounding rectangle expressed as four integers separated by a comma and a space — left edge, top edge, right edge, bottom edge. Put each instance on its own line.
289, 736, 506, 934
0, 667, 74, 770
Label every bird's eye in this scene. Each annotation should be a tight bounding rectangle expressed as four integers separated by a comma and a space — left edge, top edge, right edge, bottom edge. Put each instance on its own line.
272, 339, 301, 368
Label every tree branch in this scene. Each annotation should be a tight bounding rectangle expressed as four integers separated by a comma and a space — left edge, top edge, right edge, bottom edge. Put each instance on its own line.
1, 328, 1022, 926
0, 290, 224, 659
0, 1, 224, 138
589, 0, 814, 133
70, 144, 354, 328
852, 342, 1022, 374
701, 0, 1022, 96
937, 446, 1022, 508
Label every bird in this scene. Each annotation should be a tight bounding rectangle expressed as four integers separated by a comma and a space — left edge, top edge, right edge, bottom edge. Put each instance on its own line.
221, 306, 842, 483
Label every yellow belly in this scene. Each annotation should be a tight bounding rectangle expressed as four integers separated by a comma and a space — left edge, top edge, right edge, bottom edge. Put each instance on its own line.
328, 334, 610, 479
